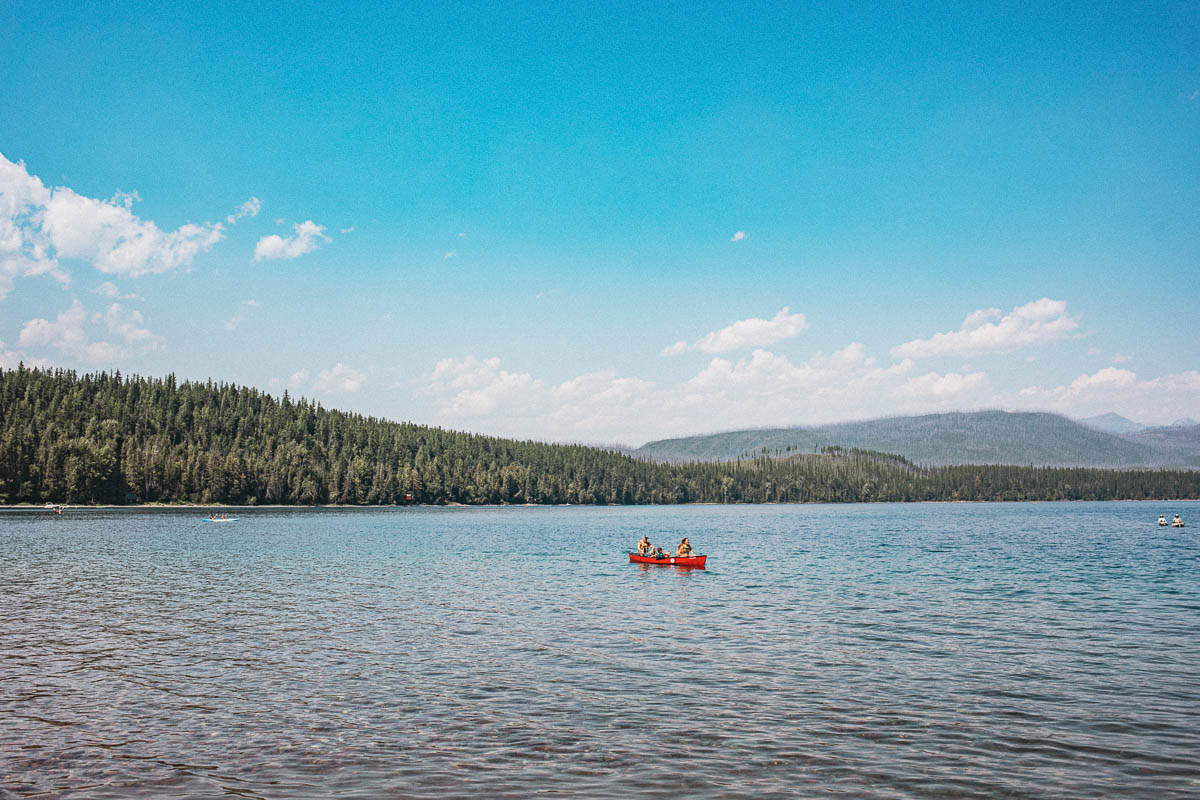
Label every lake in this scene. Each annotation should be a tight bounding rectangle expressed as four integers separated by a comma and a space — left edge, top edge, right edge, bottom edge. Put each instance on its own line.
2, 502, 1199, 798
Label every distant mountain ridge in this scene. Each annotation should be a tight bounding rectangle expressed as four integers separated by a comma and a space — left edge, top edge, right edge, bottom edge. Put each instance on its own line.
1079, 412, 1146, 435
635, 410, 1200, 469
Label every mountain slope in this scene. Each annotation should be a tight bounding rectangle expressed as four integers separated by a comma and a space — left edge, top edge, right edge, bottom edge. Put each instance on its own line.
1124, 424, 1200, 468
636, 410, 1190, 468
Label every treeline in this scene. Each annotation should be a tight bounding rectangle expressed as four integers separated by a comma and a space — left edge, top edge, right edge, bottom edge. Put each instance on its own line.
2, 366, 1199, 506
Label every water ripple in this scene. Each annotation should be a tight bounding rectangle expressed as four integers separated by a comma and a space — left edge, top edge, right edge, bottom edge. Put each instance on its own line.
2, 502, 1199, 798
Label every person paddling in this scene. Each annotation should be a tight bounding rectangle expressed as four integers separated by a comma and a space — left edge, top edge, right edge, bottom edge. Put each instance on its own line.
1174, 514, 1185, 527
636, 535, 652, 556
676, 537, 694, 557
1158, 515, 1167, 526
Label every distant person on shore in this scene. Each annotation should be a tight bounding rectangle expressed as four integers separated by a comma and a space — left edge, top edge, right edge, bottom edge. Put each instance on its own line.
676, 538, 694, 557
636, 535, 652, 556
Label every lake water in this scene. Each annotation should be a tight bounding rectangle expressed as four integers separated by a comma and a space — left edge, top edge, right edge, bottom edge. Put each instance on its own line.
2, 502, 1199, 799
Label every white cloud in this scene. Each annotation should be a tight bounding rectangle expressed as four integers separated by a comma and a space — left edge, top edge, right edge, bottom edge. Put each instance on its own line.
1, 154, 69, 298
730, 231, 746, 242
313, 363, 366, 393
253, 220, 328, 261
897, 370, 987, 398
0, 340, 51, 369
660, 340, 688, 357
287, 369, 311, 390
1111, 352, 1133, 364
1005, 367, 1200, 425
891, 298, 1080, 359
42, 186, 223, 277
665, 308, 809, 357
17, 299, 163, 363
443, 250, 458, 260
422, 356, 544, 417
103, 303, 164, 351
287, 363, 367, 394
19, 300, 120, 362
339, 226, 355, 234
0, 152, 229, 295
225, 197, 261, 224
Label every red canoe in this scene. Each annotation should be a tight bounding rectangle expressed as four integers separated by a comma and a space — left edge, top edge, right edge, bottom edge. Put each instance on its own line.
628, 553, 707, 569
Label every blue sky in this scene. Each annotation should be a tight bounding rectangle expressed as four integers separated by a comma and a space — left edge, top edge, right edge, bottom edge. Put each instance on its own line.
2, 1, 1198, 444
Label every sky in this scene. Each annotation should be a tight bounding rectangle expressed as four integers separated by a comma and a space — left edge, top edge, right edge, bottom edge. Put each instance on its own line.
2, 1, 1198, 445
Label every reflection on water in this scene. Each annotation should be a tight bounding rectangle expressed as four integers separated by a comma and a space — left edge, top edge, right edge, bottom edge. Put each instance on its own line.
2, 502, 1199, 798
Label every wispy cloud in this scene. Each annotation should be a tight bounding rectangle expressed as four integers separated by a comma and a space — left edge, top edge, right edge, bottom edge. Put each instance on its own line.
730, 230, 746, 242
664, 308, 809, 356
225, 197, 261, 224
443, 250, 458, 260
660, 340, 689, 357
254, 220, 329, 261
223, 300, 258, 332
92, 281, 141, 301
891, 298, 1079, 359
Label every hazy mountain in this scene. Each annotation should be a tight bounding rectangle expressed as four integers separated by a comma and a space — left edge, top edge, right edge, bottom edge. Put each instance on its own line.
1079, 412, 1146, 435
1124, 424, 1200, 469
636, 410, 1196, 468
1173, 417, 1199, 427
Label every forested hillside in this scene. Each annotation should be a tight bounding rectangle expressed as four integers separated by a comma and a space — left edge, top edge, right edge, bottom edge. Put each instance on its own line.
2, 367, 1199, 505
636, 411, 1192, 467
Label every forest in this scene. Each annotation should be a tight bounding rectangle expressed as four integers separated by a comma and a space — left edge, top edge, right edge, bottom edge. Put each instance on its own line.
2, 366, 1199, 506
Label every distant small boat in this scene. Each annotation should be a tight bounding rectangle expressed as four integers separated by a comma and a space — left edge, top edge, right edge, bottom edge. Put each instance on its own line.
205, 517, 239, 523
1173, 522, 1186, 528
629, 553, 707, 569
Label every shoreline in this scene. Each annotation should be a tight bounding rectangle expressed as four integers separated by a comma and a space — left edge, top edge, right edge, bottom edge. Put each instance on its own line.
4, 498, 1199, 511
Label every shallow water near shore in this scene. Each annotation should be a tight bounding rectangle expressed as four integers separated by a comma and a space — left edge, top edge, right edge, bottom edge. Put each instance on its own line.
2, 501, 1199, 799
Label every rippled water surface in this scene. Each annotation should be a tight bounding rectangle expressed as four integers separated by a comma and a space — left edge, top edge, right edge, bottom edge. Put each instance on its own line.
3, 502, 1200, 798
